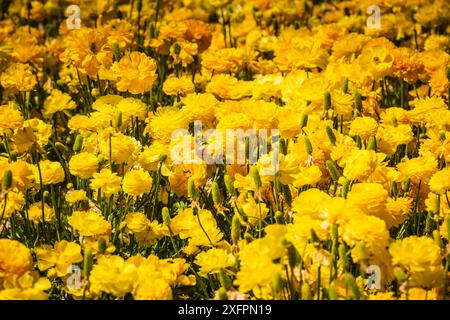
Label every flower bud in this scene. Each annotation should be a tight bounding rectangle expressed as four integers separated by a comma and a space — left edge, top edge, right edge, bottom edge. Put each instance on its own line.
3, 169, 12, 190
344, 273, 360, 300
367, 136, 377, 151
217, 287, 228, 300
326, 126, 336, 145
219, 268, 231, 290
328, 284, 338, 300
83, 249, 93, 278
250, 166, 261, 190
303, 136, 313, 155
211, 181, 223, 206
231, 214, 241, 245
224, 175, 235, 197
283, 184, 292, 206
116, 111, 122, 128
287, 244, 299, 269
339, 244, 348, 270
391, 181, 398, 198
280, 138, 287, 155
73, 134, 83, 152
98, 237, 107, 255
403, 177, 411, 194
324, 91, 331, 110
162, 207, 171, 226
187, 178, 198, 200
394, 267, 407, 283
354, 89, 363, 115
341, 179, 350, 198
300, 114, 308, 129
342, 78, 348, 93
326, 160, 340, 181
275, 210, 284, 224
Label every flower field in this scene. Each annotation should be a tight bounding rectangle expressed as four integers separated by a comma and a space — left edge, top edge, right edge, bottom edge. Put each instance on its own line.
0, 0, 449, 300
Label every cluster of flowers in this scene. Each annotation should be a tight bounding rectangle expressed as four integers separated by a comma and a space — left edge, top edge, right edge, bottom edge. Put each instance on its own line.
0, 0, 449, 300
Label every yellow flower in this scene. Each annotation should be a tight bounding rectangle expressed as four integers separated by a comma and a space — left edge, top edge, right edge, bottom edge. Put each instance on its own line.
358, 45, 394, 81
122, 169, 153, 197
69, 152, 98, 179
99, 132, 140, 164
112, 51, 157, 94
163, 75, 195, 96
349, 116, 378, 140
89, 255, 138, 298
0, 190, 25, 220
0, 63, 36, 92
27, 202, 54, 223
137, 142, 168, 172
124, 212, 150, 233
12, 118, 52, 154
116, 97, 148, 126
90, 169, 122, 196
35, 241, 82, 277
34, 160, 65, 185
397, 153, 438, 183
65, 190, 88, 204
347, 183, 388, 218
0, 271, 50, 300
0, 239, 33, 278
389, 236, 444, 288
343, 149, 378, 181
145, 106, 189, 143
42, 89, 76, 118
429, 167, 450, 195
0, 103, 23, 135
194, 248, 234, 276
68, 210, 112, 237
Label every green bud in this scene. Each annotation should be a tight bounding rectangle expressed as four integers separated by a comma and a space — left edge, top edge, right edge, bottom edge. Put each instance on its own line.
43, 190, 50, 200
394, 267, 407, 283
287, 244, 299, 269
3, 169, 12, 190
275, 211, 284, 224
55, 142, 70, 156
224, 175, 235, 197
328, 284, 338, 300
219, 269, 231, 290
310, 228, 319, 243
280, 138, 287, 155
283, 184, 292, 206
113, 42, 122, 60
326, 160, 340, 181
67, 183, 74, 189
391, 181, 398, 198
244, 232, 254, 242
187, 178, 197, 200
158, 154, 167, 163
326, 126, 336, 145
271, 272, 283, 296
217, 287, 228, 300
391, 117, 398, 127
98, 237, 107, 255
342, 179, 350, 198
367, 136, 377, 151
250, 166, 261, 190
301, 283, 312, 300
304, 136, 313, 155
339, 244, 348, 270
73, 134, 83, 152
324, 91, 331, 110
173, 42, 181, 55
344, 273, 360, 300
355, 135, 362, 149
354, 89, 363, 114
116, 111, 122, 128
403, 177, 411, 194
231, 214, 241, 245
83, 249, 93, 278
342, 78, 348, 93
300, 114, 308, 129
162, 207, 171, 226
445, 216, 450, 240
211, 182, 223, 206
